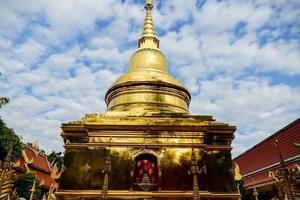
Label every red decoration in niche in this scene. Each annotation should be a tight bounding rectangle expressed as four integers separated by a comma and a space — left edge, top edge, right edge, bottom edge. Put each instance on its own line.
135, 159, 157, 184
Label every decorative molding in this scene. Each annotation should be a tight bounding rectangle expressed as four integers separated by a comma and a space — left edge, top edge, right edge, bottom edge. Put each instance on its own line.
242, 154, 300, 177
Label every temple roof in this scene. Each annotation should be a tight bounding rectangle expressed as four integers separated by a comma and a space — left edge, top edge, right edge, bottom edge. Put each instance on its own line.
233, 118, 300, 187
234, 118, 300, 175
16, 145, 55, 188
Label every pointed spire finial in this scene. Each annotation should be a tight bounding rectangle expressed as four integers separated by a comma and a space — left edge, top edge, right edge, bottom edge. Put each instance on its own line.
145, 0, 153, 11
142, 0, 155, 37
139, 0, 159, 48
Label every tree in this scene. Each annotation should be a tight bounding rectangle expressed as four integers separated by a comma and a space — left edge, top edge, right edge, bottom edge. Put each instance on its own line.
0, 98, 22, 161
15, 173, 42, 200
47, 151, 64, 169
0, 97, 9, 108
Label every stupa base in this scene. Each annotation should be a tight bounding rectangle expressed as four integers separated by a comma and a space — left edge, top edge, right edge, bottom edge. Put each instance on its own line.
55, 190, 240, 200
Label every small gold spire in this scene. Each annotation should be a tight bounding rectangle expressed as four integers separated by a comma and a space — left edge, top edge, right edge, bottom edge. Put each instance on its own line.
139, 0, 159, 49
143, 0, 154, 36
142, 10, 155, 36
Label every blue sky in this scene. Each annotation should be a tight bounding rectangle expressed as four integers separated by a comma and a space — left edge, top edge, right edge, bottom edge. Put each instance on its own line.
0, 0, 299, 157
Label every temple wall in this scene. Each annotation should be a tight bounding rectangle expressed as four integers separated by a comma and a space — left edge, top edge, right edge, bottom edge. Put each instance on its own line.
60, 148, 236, 193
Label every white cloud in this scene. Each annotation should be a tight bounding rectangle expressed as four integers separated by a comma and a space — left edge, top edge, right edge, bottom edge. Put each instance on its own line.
13, 39, 46, 66
0, 0, 299, 156
189, 76, 300, 156
42, 50, 79, 74
154, 0, 196, 29
0, 55, 26, 74
255, 41, 300, 74
43, 0, 114, 40
0, 38, 12, 49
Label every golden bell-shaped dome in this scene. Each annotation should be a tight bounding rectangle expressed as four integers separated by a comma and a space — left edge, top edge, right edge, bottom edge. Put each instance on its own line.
105, 0, 191, 115
129, 48, 167, 72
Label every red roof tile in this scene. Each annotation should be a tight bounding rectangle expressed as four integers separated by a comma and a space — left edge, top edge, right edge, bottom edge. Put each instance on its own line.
23, 146, 52, 173
33, 168, 55, 188
234, 118, 300, 176
15, 145, 56, 188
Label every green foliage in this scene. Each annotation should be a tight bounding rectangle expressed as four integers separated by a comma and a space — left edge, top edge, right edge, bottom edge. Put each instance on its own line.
237, 179, 247, 199
0, 97, 9, 108
0, 95, 22, 160
0, 117, 22, 160
15, 173, 42, 200
47, 151, 64, 168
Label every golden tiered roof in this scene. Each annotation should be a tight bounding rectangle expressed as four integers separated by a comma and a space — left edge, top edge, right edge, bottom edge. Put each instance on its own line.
105, 0, 191, 115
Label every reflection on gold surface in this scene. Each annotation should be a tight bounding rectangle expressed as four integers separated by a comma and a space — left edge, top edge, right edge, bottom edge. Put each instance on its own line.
161, 148, 202, 164
107, 91, 189, 112
89, 137, 203, 145
79, 114, 214, 125
104, 0, 191, 115
129, 49, 167, 72
108, 147, 201, 165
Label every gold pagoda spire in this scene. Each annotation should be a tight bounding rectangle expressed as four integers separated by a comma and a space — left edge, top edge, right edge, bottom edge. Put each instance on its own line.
138, 0, 159, 49
143, 0, 155, 36
105, 0, 191, 115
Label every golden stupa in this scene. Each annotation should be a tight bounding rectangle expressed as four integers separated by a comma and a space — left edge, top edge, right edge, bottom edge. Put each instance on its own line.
106, 0, 190, 115
56, 1, 239, 199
